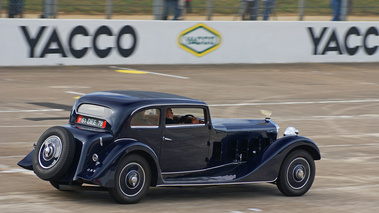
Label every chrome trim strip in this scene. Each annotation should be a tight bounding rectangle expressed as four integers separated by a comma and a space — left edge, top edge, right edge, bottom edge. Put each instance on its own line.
157, 178, 278, 187
114, 138, 137, 143
165, 123, 206, 128
161, 162, 240, 175
270, 120, 280, 133
130, 126, 159, 129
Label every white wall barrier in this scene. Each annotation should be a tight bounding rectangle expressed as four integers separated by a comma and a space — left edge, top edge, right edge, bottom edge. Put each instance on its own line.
0, 19, 379, 66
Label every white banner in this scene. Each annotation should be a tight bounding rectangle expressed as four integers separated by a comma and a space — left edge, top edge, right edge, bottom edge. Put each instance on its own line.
0, 19, 378, 66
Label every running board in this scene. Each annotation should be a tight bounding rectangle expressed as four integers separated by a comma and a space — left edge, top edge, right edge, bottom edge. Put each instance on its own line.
58, 184, 107, 191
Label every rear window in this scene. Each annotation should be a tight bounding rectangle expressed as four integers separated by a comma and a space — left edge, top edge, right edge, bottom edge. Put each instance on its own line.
77, 104, 113, 118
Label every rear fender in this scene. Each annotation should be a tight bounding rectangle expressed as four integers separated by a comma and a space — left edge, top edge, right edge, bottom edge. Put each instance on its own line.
17, 150, 34, 170
76, 139, 161, 187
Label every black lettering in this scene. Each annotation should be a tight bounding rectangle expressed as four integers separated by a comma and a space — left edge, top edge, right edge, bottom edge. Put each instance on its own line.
363, 27, 378, 55
308, 27, 328, 55
345, 27, 360, 56
93, 26, 112, 58
69, 26, 89, 59
20, 26, 46, 58
40, 28, 67, 58
116, 25, 137, 58
322, 29, 343, 55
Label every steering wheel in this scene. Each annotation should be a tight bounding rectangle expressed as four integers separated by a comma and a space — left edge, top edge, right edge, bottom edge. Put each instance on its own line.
178, 114, 195, 124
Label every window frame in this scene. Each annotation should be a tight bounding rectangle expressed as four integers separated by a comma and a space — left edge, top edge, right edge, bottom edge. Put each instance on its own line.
164, 106, 208, 128
129, 107, 161, 129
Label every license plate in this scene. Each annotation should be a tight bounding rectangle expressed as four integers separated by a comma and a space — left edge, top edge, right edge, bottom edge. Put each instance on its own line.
77, 115, 106, 128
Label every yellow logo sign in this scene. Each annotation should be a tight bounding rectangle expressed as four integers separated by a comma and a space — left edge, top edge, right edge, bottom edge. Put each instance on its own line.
178, 23, 222, 57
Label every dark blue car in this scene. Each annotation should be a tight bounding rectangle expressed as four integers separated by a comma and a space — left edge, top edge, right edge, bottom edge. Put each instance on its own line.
18, 90, 320, 204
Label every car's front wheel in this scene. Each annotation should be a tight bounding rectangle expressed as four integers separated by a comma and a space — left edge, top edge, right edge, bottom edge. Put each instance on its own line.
109, 154, 151, 204
277, 149, 315, 196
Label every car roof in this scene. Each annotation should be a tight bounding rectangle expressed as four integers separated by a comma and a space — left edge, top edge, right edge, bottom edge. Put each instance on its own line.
75, 90, 207, 110
106, 90, 196, 100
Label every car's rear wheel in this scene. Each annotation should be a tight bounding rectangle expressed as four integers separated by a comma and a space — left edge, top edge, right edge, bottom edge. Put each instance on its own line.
32, 126, 76, 181
277, 149, 315, 196
109, 154, 151, 204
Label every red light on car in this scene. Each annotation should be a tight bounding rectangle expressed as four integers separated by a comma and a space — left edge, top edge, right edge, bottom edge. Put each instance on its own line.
77, 115, 83, 123
102, 121, 107, 128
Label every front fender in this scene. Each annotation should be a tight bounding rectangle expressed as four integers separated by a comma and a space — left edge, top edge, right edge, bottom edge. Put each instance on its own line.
263, 135, 321, 162
76, 138, 160, 187
238, 135, 320, 182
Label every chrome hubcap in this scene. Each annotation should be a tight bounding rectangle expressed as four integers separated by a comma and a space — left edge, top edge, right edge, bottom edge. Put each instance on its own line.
294, 165, 305, 181
286, 157, 310, 190
127, 172, 139, 188
43, 144, 55, 160
38, 135, 62, 169
119, 162, 146, 197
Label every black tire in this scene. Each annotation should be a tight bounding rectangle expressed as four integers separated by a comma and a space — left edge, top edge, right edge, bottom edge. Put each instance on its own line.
277, 149, 315, 196
109, 154, 151, 204
32, 126, 76, 181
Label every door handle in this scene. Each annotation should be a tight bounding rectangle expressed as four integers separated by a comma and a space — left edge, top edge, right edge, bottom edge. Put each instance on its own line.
162, 136, 173, 142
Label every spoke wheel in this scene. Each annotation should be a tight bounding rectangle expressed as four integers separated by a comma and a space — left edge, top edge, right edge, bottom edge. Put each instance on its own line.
32, 126, 75, 181
109, 154, 151, 204
277, 150, 315, 196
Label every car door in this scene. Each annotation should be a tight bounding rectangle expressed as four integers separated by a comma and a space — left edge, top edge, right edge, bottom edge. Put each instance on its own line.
127, 108, 163, 156
159, 107, 210, 173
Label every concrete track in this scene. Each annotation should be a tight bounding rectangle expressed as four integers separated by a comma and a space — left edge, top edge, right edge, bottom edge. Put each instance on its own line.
1, 63, 378, 212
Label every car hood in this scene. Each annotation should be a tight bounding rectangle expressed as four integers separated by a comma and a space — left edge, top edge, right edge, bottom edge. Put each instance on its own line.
212, 118, 278, 134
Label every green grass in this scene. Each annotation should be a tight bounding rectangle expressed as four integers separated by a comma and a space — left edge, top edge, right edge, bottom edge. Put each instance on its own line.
3, 0, 379, 16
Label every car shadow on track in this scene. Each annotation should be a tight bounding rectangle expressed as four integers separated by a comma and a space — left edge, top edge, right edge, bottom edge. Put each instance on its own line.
51, 183, 279, 204
146, 184, 279, 202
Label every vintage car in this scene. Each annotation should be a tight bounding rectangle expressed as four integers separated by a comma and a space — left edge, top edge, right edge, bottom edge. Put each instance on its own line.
18, 90, 320, 204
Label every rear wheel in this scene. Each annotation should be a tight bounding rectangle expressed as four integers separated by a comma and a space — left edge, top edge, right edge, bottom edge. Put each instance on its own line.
277, 150, 315, 196
32, 126, 76, 181
109, 154, 151, 204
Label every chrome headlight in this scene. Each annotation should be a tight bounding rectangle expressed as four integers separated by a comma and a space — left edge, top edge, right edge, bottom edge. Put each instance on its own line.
284, 126, 299, 136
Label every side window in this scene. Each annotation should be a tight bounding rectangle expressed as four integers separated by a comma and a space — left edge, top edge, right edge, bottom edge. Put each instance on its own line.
131, 109, 160, 127
165, 107, 206, 125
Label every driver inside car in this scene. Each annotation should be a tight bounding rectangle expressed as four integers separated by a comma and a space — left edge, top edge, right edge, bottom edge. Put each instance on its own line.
165, 108, 199, 124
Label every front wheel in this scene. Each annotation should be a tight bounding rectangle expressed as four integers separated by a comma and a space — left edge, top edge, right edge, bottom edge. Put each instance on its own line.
109, 154, 151, 204
277, 150, 315, 196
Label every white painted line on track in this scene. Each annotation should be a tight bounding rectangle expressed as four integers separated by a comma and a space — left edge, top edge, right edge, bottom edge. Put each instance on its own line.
49, 86, 90, 89
0, 125, 55, 128
0, 109, 63, 113
360, 82, 378, 86
0, 169, 33, 174
248, 208, 263, 212
110, 66, 190, 79
0, 155, 26, 159
208, 99, 379, 107
0, 164, 34, 175
274, 114, 379, 121
65, 91, 86, 96
0, 142, 33, 145
318, 143, 379, 148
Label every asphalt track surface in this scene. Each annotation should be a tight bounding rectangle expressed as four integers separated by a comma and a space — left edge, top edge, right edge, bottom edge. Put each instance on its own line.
1, 63, 378, 212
